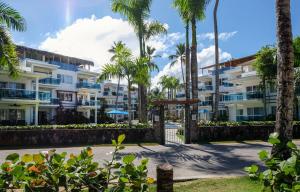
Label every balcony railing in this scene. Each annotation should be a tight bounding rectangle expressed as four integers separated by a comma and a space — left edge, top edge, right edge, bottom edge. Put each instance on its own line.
236, 115, 264, 121
77, 100, 100, 106
39, 78, 61, 85
198, 85, 213, 91
176, 93, 185, 98
223, 92, 263, 102
0, 88, 50, 101
76, 82, 101, 89
199, 100, 212, 106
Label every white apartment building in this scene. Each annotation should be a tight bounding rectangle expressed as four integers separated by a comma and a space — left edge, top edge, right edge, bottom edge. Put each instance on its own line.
101, 81, 138, 121
177, 55, 284, 122
0, 46, 136, 126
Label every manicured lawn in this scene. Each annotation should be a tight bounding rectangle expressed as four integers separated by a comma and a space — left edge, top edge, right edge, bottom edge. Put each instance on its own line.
150, 177, 262, 192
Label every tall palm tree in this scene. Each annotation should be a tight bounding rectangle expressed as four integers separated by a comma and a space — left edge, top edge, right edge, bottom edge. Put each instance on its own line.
99, 43, 134, 126
0, 2, 26, 77
273, 0, 294, 159
212, 0, 220, 121
111, 0, 166, 123
108, 41, 126, 113
173, 0, 191, 143
169, 43, 186, 84
187, 0, 210, 122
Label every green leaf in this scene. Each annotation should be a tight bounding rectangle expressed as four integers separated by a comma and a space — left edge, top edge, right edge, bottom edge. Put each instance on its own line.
21, 154, 33, 163
119, 177, 129, 183
123, 154, 135, 164
268, 133, 280, 145
258, 150, 269, 161
244, 165, 259, 174
118, 134, 126, 144
287, 141, 297, 149
6, 153, 19, 163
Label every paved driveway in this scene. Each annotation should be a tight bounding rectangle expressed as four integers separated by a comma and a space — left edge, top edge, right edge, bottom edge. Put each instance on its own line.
0, 141, 284, 180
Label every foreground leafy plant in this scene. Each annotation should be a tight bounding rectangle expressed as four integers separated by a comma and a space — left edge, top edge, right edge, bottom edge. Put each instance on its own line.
245, 133, 300, 192
0, 134, 153, 191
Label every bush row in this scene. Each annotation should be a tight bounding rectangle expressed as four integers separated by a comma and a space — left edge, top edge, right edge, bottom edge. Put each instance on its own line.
0, 135, 153, 191
198, 120, 300, 127
0, 123, 150, 131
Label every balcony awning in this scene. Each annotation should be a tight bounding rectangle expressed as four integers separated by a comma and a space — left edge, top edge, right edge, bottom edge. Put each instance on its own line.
106, 110, 128, 115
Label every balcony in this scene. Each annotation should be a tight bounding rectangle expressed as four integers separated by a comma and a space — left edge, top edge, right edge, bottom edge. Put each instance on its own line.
76, 82, 101, 89
0, 88, 50, 101
198, 85, 213, 92
39, 78, 61, 86
223, 92, 263, 102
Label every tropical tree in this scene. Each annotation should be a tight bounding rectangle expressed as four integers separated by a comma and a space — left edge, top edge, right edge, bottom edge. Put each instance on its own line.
159, 76, 180, 100
99, 44, 135, 126
169, 43, 186, 84
111, 0, 166, 123
253, 46, 277, 120
188, 0, 210, 120
107, 41, 126, 113
0, 1, 26, 77
273, 0, 294, 159
212, 0, 220, 121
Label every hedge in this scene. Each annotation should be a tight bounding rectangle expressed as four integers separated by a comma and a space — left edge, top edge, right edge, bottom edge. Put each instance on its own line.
0, 123, 149, 131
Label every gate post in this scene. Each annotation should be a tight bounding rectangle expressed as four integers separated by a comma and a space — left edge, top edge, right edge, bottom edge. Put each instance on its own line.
152, 105, 165, 145
190, 108, 198, 142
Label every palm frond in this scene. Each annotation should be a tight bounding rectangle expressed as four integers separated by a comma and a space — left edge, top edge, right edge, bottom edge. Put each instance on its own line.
0, 26, 19, 78
144, 20, 167, 40
0, 2, 26, 31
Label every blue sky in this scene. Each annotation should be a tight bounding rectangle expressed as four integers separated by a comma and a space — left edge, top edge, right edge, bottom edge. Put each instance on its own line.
5, 0, 300, 84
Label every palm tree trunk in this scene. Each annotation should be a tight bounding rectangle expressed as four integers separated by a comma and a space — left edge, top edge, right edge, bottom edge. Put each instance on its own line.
191, 16, 198, 116
185, 22, 191, 144
213, 0, 220, 122
273, 0, 294, 159
137, 30, 147, 123
114, 76, 121, 122
128, 79, 132, 127
180, 57, 185, 84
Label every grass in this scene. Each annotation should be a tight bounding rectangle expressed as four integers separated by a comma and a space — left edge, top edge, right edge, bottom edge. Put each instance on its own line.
149, 177, 262, 192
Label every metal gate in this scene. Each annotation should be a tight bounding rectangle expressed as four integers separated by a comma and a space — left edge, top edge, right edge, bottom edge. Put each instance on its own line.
165, 121, 184, 144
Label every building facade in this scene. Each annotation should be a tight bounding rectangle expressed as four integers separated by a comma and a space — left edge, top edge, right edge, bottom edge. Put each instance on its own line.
0, 46, 137, 125
176, 55, 288, 122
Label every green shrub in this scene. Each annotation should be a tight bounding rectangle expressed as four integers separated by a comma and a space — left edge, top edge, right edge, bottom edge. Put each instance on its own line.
0, 135, 153, 191
0, 123, 150, 131
245, 133, 300, 192
198, 121, 300, 127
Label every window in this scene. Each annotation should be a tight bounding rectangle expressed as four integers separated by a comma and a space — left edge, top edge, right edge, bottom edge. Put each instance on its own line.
271, 106, 276, 115
57, 91, 73, 102
237, 109, 243, 116
247, 107, 264, 116
57, 74, 73, 84
0, 109, 25, 121
246, 86, 259, 93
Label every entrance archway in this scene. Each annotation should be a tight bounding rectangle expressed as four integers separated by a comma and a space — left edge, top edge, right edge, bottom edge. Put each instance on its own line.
152, 99, 199, 145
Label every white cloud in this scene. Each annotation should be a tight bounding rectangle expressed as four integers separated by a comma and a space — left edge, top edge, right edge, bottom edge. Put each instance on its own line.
151, 45, 232, 88
198, 31, 238, 41
39, 15, 139, 73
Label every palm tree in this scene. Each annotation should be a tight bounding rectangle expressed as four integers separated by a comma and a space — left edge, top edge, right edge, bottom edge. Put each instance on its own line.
187, 0, 210, 122
173, 0, 191, 143
212, 0, 220, 121
169, 43, 186, 84
99, 43, 134, 126
111, 0, 166, 123
273, 0, 294, 159
108, 41, 126, 114
0, 1, 26, 77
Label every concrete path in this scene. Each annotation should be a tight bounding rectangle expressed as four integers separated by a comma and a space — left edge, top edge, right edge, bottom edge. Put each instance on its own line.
0, 141, 284, 180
